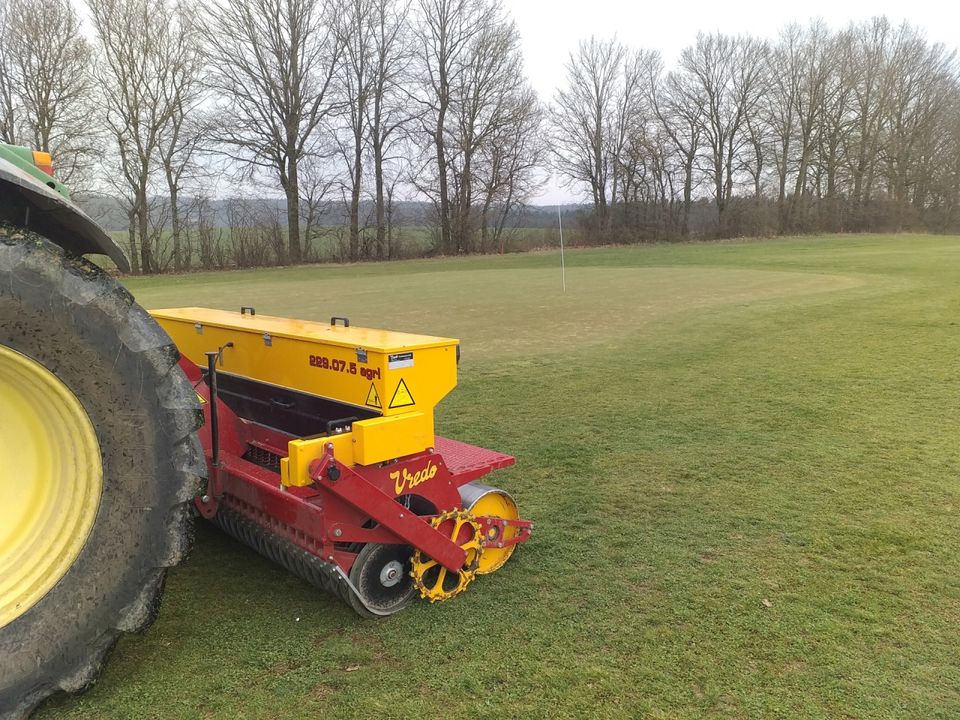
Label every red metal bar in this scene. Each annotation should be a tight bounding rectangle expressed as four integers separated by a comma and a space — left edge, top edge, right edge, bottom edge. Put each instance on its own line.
310, 456, 467, 572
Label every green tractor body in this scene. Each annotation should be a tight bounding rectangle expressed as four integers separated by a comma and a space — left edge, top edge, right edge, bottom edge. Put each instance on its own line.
0, 143, 129, 271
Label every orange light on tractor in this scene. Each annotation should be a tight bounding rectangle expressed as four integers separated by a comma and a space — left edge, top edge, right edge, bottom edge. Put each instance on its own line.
32, 151, 53, 177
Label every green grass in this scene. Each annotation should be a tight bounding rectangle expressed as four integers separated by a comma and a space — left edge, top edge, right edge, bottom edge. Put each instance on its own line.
38, 234, 960, 718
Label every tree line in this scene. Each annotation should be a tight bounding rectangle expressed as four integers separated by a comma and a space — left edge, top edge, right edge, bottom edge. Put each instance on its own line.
2, 2, 959, 274
554, 19, 960, 241
0, 0, 544, 272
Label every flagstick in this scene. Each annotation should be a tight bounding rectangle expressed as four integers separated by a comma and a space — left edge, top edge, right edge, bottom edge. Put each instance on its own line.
557, 205, 566, 292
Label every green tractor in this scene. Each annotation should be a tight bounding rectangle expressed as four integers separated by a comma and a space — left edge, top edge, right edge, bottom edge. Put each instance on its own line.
0, 145, 203, 719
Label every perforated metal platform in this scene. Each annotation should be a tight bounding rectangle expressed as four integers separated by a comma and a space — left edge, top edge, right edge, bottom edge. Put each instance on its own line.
434, 436, 515, 477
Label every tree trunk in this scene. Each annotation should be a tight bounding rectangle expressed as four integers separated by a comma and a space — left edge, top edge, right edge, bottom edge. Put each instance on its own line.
435, 116, 451, 254
135, 170, 152, 274
681, 155, 693, 237
127, 208, 140, 275
789, 143, 812, 229
167, 170, 182, 272
458, 147, 473, 253
479, 205, 488, 253
138, 197, 151, 274
777, 137, 790, 232
286, 155, 301, 263
349, 137, 362, 262
373, 135, 386, 259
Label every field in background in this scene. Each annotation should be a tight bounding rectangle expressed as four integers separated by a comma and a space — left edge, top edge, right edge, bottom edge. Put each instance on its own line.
39, 234, 960, 718
108, 224, 556, 271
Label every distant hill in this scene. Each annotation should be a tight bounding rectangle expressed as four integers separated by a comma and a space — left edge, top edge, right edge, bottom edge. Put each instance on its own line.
76, 195, 589, 233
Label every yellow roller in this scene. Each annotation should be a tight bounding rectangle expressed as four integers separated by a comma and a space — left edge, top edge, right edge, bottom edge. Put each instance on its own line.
0, 346, 102, 629
459, 482, 520, 575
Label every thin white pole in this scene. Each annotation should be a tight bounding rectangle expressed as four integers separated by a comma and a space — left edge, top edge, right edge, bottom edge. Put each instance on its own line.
557, 205, 566, 293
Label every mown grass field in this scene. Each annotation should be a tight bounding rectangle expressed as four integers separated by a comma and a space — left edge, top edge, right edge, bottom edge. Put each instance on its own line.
39, 234, 960, 718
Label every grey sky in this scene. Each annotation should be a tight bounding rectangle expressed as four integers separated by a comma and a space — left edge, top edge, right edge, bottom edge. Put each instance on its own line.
518, 0, 960, 203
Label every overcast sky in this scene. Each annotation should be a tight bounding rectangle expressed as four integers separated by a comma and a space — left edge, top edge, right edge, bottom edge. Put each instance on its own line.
519, 0, 960, 203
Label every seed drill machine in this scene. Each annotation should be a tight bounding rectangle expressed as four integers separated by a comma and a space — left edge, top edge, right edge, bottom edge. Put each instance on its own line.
0, 145, 531, 718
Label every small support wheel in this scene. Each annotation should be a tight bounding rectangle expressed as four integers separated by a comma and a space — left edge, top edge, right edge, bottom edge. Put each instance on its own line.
346, 543, 417, 617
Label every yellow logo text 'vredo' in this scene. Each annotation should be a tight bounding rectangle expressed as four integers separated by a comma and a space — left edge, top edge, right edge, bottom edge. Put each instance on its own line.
392, 460, 438, 495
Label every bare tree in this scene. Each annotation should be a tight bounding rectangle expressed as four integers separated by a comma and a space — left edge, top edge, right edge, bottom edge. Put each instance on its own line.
333, 0, 412, 261
845, 18, 897, 216
651, 56, 703, 237
556, 39, 701, 241
202, 0, 344, 263
413, 0, 502, 253
367, 0, 412, 259
677, 33, 769, 235
90, 0, 193, 273
787, 22, 834, 229
156, 2, 204, 272
763, 22, 835, 232
608, 50, 656, 220
8, 3, 960, 258
336, 0, 374, 261
446, 9, 531, 252
609, 49, 660, 234
476, 85, 544, 252
552, 37, 625, 237
193, 195, 227, 269
882, 27, 957, 228
0, 3, 20, 144
766, 24, 803, 229
930, 89, 960, 229
299, 155, 336, 261
2, 0, 99, 187
812, 28, 856, 230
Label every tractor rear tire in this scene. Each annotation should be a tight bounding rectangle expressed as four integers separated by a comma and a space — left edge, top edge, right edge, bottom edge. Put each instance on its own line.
0, 229, 204, 719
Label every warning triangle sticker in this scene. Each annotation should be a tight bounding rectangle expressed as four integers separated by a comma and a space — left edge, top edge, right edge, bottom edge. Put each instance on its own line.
389, 378, 415, 408
365, 382, 382, 409
196, 392, 207, 405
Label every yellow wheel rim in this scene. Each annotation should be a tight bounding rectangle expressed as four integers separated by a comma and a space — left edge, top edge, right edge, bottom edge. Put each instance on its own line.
468, 490, 519, 575
0, 345, 102, 629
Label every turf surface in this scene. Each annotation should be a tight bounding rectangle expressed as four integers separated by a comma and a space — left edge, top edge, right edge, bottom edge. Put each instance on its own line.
38, 234, 960, 718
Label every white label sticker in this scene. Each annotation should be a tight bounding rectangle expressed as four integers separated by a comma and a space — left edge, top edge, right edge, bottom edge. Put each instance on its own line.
388, 352, 414, 370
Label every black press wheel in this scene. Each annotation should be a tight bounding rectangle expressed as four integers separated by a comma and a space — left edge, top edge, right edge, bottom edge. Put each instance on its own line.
346, 543, 418, 617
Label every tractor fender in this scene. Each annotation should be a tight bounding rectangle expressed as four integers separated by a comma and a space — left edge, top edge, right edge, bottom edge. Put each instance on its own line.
0, 156, 130, 272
